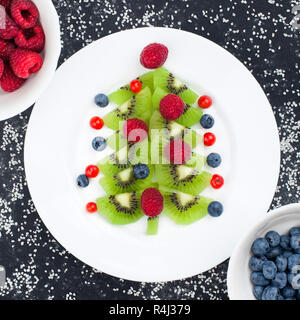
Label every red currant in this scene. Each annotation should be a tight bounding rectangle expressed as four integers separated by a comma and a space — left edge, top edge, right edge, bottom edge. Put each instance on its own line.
211, 174, 224, 189
203, 132, 216, 146
85, 165, 99, 178
198, 95, 213, 109
90, 116, 104, 130
86, 202, 97, 213
130, 79, 142, 93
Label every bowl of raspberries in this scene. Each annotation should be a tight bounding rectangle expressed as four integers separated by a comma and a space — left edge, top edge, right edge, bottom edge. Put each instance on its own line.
227, 203, 300, 300
0, 0, 61, 120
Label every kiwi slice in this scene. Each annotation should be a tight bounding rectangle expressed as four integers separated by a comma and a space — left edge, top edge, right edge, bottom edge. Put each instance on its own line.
153, 67, 198, 104
161, 189, 212, 225
149, 111, 202, 149
104, 87, 152, 130
155, 164, 212, 195
147, 217, 159, 235
108, 72, 154, 105
96, 192, 143, 225
152, 87, 168, 111
99, 165, 153, 195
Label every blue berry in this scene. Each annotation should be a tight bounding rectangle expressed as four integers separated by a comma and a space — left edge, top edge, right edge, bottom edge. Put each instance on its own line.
272, 272, 287, 289
290, 234, 300, 250
276, 255, 287, 272
253, 286, 264, 300
282, 250, 293, 259
251, 272, 270, 286
250, 256, 267, 272
297, 289, 300, 300
295, 248, 300, 254
282, 286, 296, 298
261, 286, 279, 300
94, 93, 109, 107
288, 254, 300, 271
265, 246, 282, 260
265, 230, 280, 247
278, 295, 284, 300
289, 227, 300, 237
77, 174, 89, 188
206, 153, 222, 168
92, 137, 107, 151
262, 261, 277, 280
200, 114, 214, 129
252, 238, 270, 256
133, 164, 149, 180
280, 235, 290, 249
207, 201, 223, 217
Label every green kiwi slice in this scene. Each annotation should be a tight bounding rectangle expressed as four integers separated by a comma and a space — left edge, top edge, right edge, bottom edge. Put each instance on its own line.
146, 217, 159, 235
96, 192, 143, 225
155, 164, 212, 195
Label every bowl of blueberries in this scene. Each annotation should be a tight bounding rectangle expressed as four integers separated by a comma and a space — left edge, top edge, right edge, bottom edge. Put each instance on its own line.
227, 203, 300, 300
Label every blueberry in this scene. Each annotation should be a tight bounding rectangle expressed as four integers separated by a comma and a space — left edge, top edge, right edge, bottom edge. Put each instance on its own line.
287, 254, 300, 271
282, 250, 293, 259
252, 238, 270, 256
287, 272, 300, 286
278, 295, 285, 300
207, 201, 223, 217
250, 256, 267, 272
265, 246, 282, 260
200, 114, 215, 129
92, 137, 107, 151
272, 272, 287, 289
206, 153, 222, 168
77, 174, 89, 188
290, 234, 300, 250
253, 286, 264, 300
297, 289, 300, 300
133, 164, 149, 180
289, 227, 300, 237
276, 255, 287, 272
94, 93, 109, 107
261, 286, 279, 300
262, 261, 277, 280
295, 248, 300, 254
282, 286, 296, 298
251, 272, 270, 286
280, 235, 290, 249
265, 231, 280, 247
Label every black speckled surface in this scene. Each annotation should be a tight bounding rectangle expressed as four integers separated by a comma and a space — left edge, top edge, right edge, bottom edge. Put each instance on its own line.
0, 0, 300, 300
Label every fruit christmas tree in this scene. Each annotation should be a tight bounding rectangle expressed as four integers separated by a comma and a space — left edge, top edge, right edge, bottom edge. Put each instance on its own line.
78, 43, 224, 235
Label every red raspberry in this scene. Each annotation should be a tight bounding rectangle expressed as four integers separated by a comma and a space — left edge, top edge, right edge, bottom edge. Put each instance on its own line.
159, 94, 184, 121
0, 63, 25, 92
0, 39, 15, 60
9, 48, 43, 79
14, 24, 45, 52
164, 139, 192, 164
0, 15, 18, 39
140, 43, 168, 69
141, 188, 164, 217
10, 0, 39, 29
123, 118, 148, 143
0, 58, 4, 78
0, 0, 11, 9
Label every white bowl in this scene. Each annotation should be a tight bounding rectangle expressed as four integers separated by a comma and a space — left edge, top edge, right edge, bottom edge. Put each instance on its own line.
0, 0, 61, 120
227, 203, 300, 300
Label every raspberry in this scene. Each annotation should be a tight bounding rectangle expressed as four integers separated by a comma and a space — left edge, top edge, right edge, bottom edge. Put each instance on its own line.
140, 43, 168, 69
10, 0, 39, 29
0, 63, 25, 92
141, 188, 164, 217
0, 15, 18, 39
164, 139, 192, 164
0, 0, 11, 9
123, 118, 148, 143
0, 58, 3, 78
9, 48, 43, 79
159, 94, 185, 121
0, 39, 15, 60
14, 24, 45, 52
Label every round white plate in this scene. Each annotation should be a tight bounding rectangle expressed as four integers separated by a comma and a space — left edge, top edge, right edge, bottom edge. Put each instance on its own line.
24, 27, 280, 282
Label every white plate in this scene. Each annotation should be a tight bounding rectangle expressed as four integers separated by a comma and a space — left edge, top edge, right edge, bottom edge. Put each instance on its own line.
24, 27, 280, 282
0, 0, 61, 120
227, 203, 300, 300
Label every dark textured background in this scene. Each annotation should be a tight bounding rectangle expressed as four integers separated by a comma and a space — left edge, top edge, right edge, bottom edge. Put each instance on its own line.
0, 0, 299, 300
